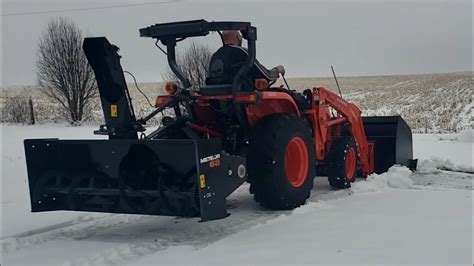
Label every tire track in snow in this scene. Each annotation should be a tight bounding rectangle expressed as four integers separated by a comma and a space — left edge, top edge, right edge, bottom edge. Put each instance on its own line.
2, 185, 284, 264
411, 171, 473, 190
64, 184, 344, 266
2, 214, 146, 253
63, 187, 284, 266
65, 210, 282, 266
1, 214, 111, 240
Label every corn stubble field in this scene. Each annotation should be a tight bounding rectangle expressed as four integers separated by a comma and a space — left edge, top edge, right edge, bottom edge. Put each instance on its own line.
1, 72, 472, 133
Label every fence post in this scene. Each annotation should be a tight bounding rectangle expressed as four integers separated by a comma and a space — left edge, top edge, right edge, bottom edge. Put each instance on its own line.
28, 98, 35, 125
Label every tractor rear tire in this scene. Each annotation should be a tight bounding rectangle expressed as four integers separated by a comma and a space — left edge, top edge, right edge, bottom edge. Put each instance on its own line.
326, 137, 358, 189
247, 114, 315, 210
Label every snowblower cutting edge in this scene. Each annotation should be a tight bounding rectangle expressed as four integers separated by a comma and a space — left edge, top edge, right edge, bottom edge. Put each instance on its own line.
24, 20, 417, 222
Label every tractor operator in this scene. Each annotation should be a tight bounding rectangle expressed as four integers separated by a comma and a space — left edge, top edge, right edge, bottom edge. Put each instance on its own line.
208, 30, 285, 87
221, 30, 285, 80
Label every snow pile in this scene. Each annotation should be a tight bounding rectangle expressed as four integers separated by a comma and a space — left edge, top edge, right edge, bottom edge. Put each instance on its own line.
417, 157, 473, 174
415, 129, 473, 174
350, 166, 414, 193
417, 159, 441, 174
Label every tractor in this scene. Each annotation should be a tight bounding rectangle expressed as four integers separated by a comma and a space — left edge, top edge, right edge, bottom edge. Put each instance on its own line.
24, 20, 416, 221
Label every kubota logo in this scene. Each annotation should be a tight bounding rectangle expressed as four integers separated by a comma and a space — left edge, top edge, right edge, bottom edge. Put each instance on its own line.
200, 154, 220, 164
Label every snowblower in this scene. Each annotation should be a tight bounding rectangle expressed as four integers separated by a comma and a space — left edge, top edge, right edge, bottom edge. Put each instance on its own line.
24, 20, 417, 221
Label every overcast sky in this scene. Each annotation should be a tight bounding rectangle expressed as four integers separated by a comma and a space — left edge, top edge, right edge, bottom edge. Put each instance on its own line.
1, 0, 472, 86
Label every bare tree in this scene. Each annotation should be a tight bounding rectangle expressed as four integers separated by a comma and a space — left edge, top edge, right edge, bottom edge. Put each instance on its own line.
163, 42, 212, 90
36, 17, 98, 123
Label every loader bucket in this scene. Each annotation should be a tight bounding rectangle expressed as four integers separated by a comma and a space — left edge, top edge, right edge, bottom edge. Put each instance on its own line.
362, 116, 416, 174
24, 138, 247, 222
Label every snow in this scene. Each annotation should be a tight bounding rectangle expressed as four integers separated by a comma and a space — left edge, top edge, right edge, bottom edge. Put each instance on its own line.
350, 166, 414, 193
133, 190, 471, 265
1, 125, 107, 238
1, 125, 473, 265
413, 130, 473, 172
418, 157, 474, 174
458, 129, 474, 143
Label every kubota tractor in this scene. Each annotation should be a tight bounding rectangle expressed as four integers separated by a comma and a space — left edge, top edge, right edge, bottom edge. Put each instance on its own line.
24, 20, 416, 221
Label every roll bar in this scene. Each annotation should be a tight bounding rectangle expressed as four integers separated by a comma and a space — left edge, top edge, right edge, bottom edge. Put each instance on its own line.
139, 19, 257, 93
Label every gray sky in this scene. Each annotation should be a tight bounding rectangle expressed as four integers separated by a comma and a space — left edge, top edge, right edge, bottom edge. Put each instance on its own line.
1, 0, 472, 86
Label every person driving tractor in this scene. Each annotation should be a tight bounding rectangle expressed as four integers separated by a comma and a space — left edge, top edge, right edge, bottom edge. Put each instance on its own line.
207, 30, 286, 90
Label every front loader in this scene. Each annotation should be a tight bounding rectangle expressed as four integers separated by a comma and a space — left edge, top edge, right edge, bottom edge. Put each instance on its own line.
24, 20, 416, 222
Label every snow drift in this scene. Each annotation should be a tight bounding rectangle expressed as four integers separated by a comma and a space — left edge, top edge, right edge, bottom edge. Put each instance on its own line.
350, 166, 414, 193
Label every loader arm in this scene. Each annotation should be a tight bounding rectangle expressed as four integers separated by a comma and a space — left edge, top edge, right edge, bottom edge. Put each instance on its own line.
305, 87, 375, 176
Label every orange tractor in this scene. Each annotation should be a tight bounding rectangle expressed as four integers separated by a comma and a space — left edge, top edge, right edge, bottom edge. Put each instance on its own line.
24, 20, 416, 221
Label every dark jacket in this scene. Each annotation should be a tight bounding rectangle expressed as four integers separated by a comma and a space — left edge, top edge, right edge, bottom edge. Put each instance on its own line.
208, 45, 279, 89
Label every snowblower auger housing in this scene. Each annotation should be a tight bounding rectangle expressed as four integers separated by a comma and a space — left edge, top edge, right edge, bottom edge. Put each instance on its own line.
24, 19, 416, 222
24, 138, 246, 221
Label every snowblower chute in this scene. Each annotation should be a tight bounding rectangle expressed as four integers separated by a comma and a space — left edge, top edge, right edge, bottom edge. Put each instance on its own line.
23, 20, 416, 222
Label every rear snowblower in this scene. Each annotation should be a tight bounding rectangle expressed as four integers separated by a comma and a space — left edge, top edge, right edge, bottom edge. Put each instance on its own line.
24, 20, 416, 221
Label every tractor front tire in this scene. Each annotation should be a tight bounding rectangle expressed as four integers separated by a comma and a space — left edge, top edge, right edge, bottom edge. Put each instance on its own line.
247, 114, 315, 210
326, 137, 358, 189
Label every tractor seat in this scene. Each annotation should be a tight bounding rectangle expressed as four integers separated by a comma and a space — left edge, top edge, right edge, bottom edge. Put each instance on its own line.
199, 45, 246, 96
201, 45, 280, 96
202, 45, 273, 96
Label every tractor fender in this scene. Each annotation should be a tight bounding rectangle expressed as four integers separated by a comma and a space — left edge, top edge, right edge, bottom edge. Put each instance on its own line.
245, 91, 301, 127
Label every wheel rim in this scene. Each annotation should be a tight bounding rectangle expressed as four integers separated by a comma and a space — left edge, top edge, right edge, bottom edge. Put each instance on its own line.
285, 137, 309, 188
345, 147, 357, 180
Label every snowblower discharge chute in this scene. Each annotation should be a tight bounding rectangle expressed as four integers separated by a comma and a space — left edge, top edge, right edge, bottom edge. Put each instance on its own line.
24, 20, 416, 222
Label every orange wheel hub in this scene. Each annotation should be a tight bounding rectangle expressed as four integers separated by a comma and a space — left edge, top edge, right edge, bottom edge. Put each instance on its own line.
285, 137, 309, 188
345, 147, 357, 181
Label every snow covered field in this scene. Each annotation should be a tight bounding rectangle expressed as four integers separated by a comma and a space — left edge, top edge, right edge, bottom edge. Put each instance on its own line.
1, 125, 473, 265
2, 72, 473, 133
